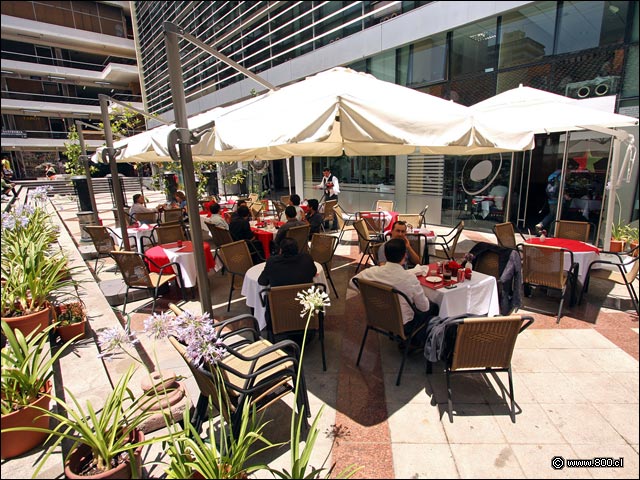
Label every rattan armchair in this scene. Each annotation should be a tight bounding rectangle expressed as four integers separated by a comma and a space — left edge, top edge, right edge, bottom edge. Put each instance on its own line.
356, 211, 386, 242
353, 278, 426, 386
206, 224, 235, 269
272, 200, 287, 221
426, 315, 534, 422
133, 211, 159, 225
520, 243, 578, 323
334, 204, 356, 248
553, 220, 592, 242
579, 245, 639, 313
83, 225, 135, 271
309, 233, 339, 297
162, 208, 184, 224
397, 214, 422, 230
218, 240, 255, 311
155, 223, 187, 245
493, 222, 527, 250
432, 221, 464, 260
353, 219, 383, 273
168, 313, 309, 438
375, 199, 394, 211
260, 282, 327, 371
110, 250, 185, 315
285, 224, 311, 255
320, 199, 338, 232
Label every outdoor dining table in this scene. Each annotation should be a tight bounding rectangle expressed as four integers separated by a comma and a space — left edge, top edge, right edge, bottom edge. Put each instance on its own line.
241, 261, 327, 331
357, 210, 399, 234
145, 240, 216, 288
413, 264, 500, 318
525, 237, 600, 285
250, 221, 284, 259
111, 224, 157, 253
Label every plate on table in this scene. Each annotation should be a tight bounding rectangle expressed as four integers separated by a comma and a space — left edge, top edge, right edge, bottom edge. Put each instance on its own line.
425, 276, 442, 283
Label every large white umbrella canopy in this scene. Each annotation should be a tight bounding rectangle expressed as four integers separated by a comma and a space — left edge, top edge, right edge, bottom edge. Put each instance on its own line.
471, 84, 638, 134
212, 67, 534, 158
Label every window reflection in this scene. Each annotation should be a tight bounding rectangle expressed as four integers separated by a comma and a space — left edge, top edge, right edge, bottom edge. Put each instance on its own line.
451, 19, 498, 78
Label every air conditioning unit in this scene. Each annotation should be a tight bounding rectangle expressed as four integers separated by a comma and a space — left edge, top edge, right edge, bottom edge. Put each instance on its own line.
565, 76, 620, 99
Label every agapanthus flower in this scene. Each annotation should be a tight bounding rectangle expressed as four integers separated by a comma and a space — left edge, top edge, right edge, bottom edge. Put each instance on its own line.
296, 286, 331, 318
97, 326, 140, 360
143, 311, 174, 340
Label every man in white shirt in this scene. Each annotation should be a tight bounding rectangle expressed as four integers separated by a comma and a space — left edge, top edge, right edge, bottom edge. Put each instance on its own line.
315, 167, 340, 201
350, 238, 436, 347
129, 194, 160, 218
204, 202, 229, 230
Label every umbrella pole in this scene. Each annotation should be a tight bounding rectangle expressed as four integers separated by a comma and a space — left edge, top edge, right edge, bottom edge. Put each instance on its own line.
164, 22, 212, 316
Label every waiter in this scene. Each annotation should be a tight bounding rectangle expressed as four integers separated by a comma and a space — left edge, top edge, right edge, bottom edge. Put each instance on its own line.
315, 167, 340, 230
315, 167, 340, 201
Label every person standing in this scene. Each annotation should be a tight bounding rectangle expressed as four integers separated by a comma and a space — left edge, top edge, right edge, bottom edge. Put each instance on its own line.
535, 170, 570, 234
315, 167, 340, 202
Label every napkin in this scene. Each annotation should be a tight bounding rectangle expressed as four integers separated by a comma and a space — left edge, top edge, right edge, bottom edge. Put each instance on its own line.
411, 265, 428, 276
138, 223, 151, 230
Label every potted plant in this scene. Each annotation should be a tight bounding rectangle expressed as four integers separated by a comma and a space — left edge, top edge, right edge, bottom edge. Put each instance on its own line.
625, 225, 639, 255
1, 321, 75, 459
610, 222, 627, 253
1, 193, 78, 336
3, 365, 169, 478
53, 299, 87, 342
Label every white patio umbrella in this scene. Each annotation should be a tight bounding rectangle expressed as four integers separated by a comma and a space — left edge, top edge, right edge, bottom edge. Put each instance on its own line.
212, 67, 534, 158
471, 84, 638, 248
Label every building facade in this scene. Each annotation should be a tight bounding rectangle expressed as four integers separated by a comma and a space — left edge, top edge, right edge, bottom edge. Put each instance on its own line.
134, 1, 638, 240
1, 0, 141, 179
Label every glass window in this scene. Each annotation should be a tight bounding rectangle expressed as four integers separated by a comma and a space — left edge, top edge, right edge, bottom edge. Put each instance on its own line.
621, 45, 638, 99
307, 155, 396, 187
632, 0, 639, 42
451, 19, 497, 78
403, 34, 447, 87
553, 48, 625, 98
556, 1, 629, 54
496, 64, 552, 94
369, 49, 396, 83
449, 73, 496, 106
498, 1, 556, 69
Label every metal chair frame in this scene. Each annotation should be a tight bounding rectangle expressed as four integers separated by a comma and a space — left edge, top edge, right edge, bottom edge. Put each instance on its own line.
432, 221, 464, 260
309, 233, 339, 297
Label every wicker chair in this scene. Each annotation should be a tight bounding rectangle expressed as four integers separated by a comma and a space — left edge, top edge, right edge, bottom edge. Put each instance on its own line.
521, 243, 578, 323
168, 314, 309, 437
309, 233, 339, 297
493, 222, 527, 250
162, 208, 184, 224
353, 219, 383, 273
418, 204, 429, 227
356, 211, 386, 241
334, 204, 356, 248
133, 211, 159, 225
249, 201, 264, 220
353, 278, 426, 386
432, 221, 464, 260
272, 200, 287, 221
206, 224, 234, 268
375, 199, 394, 211
579, 245, 639, 313
83, 225, 135, 271
285, 224, 310, 255
320, 199, 338, 231
110, 250, 184, 315
260, 282, 327, 371
554, 220, 592, 242
397, 214, 422, 231
218, 240, 255, 311
426, 315, 534, 422
155, 223, 187, 245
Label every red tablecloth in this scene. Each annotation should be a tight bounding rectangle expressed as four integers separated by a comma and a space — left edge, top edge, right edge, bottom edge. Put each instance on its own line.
526, 238, 600, 253
252, 228, 275, 259
145, 241, 216, 273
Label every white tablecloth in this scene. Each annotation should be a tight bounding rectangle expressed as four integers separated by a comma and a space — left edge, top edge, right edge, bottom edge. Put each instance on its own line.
111, 225, 157, 253
566, 250, 599, 285
241, 261, 327, 330
417, 269, 500, 318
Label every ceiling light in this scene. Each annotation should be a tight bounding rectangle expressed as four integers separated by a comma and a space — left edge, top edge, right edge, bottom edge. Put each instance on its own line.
1, 70, 14, 74
49, 75, 65, 80
23, 109, 41, 113
95, 81, 111, 85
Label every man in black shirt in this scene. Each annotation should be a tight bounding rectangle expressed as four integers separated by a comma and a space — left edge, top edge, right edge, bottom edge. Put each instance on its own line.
305, 198, 324, 239
258, 238, 317, 287
228, 205, 266, 263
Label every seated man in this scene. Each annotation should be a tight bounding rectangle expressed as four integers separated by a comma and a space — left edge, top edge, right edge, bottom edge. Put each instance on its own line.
377, 220, 422, 268
258, 237, 317, 287
129, 193, 161, 221
305, 198, 324, 238
205, 202, 229, 230
274, 205, 307, 249
229, 204, 266, 263
289, 194, 305, 221
350, 238, 438, 347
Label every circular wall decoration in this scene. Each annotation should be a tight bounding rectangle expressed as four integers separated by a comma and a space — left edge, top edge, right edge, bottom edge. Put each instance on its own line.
460, 153, 503, 196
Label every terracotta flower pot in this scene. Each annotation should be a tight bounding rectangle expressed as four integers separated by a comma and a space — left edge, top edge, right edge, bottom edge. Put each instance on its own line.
0, 381, 52, 459
64, 429, 144, 479
609, 239, 625, 253
1, 305, 52, 338
56, 319, 87, 342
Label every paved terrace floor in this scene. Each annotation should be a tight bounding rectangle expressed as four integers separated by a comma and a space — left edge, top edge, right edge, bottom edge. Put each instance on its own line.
2, 189, 638, 479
